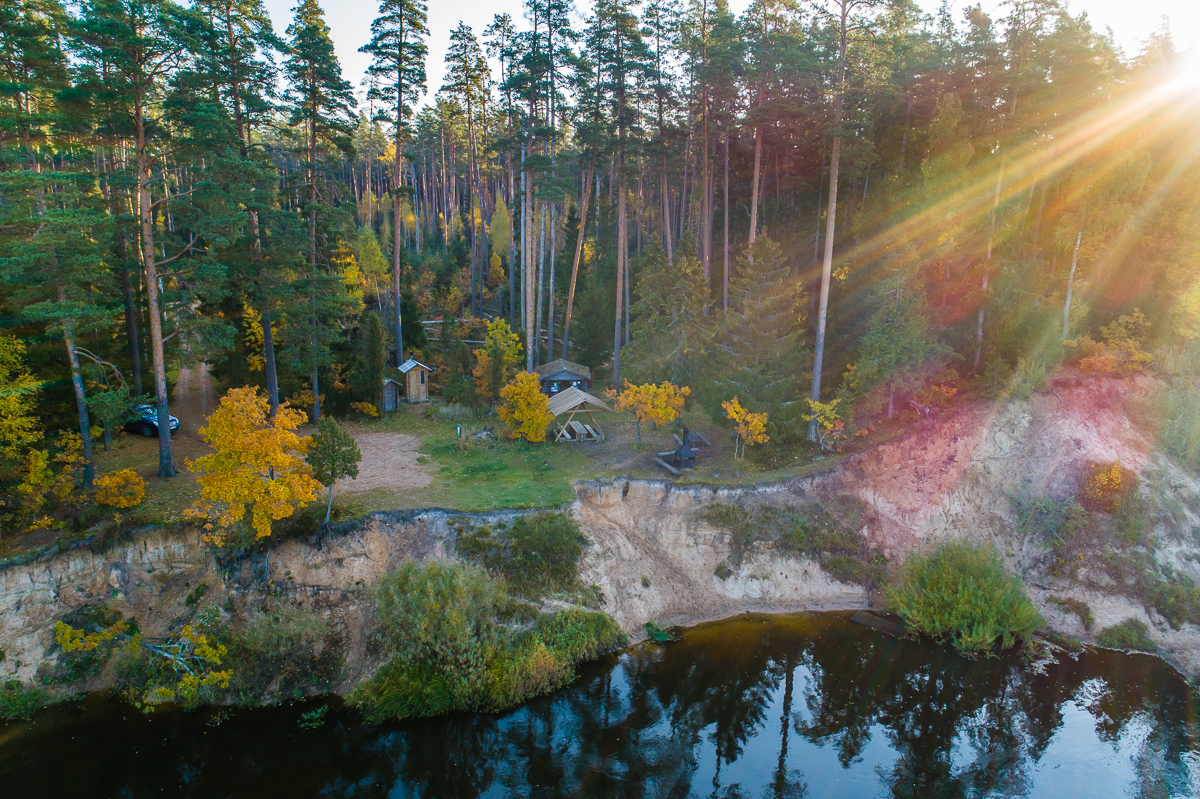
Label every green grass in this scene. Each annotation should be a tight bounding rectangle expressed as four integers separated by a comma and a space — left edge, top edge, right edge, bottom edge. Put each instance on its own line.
1095, 618, 1156, 652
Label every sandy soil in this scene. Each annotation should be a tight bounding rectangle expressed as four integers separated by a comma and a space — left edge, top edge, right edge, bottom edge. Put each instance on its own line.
339, 431, 433, 493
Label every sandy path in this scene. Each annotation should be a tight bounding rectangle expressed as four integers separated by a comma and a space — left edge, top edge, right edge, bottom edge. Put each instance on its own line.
339, 432, 433, 493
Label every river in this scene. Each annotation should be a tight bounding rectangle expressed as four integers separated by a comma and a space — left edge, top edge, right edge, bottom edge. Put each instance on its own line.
2, 612, 1197, 798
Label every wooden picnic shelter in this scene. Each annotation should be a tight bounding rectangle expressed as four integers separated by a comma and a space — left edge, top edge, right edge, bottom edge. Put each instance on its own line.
547, 386, 611, 442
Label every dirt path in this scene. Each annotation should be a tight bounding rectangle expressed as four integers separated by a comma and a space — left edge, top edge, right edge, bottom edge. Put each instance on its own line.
172, 363, 215, 438
339, 432, 433, 493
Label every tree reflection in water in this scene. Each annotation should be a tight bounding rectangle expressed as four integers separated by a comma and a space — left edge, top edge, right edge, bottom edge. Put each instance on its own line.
1, 612, 1197, 798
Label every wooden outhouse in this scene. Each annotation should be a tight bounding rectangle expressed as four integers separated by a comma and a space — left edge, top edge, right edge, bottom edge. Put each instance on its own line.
382, 378, 403, 411
398, 358, 432, 402
382, 359, 433, 409
534, 358, 592, 396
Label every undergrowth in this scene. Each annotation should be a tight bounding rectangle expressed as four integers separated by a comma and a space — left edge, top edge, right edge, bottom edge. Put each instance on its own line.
454, 512, 586, 598
351, 560, 623, 722
702, 499, 884, 585
1095, 618, 1156, 652
886, 542, 1043, 657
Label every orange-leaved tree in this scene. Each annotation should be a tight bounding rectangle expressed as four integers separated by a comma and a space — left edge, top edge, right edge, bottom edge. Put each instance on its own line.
497, 371, 554, 443
722, 397, 769, 459
608, 380, 691, 446
187, 386, 321, 546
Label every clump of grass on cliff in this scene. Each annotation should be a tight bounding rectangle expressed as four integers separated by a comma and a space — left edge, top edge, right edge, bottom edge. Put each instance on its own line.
454, 512, 586, 598
702, 499, 884, 585
351, 560, 623, 723
886, 542, 1042, 657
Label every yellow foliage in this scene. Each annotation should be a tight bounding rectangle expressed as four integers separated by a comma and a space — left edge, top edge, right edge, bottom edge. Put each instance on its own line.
17, 433, 85, 520
242, 303, 266, 373
722, 397, 770, 459
351, 401, 380, 418
497, 371, 554, 443
802, 398, 846, 453
187, 387, 321, 546
487, 253, 504, 289
0, 335, 42, 473
95, 469, 146, 508
56, 620, 130, 653
286, 389, 324, 410
473, 319, 523, 405
1081, 460, 1132, 513
609, 380, 690, 445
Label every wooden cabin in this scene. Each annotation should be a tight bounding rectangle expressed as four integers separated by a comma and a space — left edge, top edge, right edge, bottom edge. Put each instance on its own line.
382, 359, 433, 410
534, 358, 592, 396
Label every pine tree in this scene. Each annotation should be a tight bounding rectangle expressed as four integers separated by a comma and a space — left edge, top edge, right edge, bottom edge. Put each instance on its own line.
713, 235, 806, 441
73, 0, 203, 477
361, 0, 428, 365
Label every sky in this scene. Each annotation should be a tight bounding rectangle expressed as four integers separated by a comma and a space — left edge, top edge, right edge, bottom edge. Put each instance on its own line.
259, 0, 1200, 109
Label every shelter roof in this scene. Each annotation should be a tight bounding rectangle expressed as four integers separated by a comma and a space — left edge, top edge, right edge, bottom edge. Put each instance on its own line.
547, 386, 611, 417
534, 358, 591, 381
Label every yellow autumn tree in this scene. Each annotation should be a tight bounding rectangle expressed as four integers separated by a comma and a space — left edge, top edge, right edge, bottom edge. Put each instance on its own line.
497, 371, 554, 443
187, 387, 321, 546
95, 469, 146, 508
0, 335, 42, 476
722, 397, 770, 459
473, 318, 523, 408
609, 380, 691, 446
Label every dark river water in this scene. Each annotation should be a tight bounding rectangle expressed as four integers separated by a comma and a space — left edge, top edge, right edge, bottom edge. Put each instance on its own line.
2, 612, 1198, 798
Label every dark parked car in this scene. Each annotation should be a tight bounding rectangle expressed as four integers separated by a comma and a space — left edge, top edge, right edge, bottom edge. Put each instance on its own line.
125, 405, 181, 437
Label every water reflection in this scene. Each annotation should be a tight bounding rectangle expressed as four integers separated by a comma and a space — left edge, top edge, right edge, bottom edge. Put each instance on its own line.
2, 612, 1197, 798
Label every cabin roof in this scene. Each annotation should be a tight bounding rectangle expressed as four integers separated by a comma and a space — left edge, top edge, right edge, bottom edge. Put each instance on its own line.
546, 386, 611, 417
398, 358, 433, 374
534, 358, 591, 381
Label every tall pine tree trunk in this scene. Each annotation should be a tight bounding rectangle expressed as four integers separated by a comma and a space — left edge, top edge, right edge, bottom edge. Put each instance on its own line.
723, 131, 730, 313
562, 159, 594, 358
1062, 230, 1083, 339
393, 131, 405, 365
136, 102, 175, 477
808, 8, 848, 442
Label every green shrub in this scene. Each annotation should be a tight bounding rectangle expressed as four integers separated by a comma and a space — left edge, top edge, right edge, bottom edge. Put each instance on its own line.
1158, 380, 1200, 470
644, 621, 679, 643
375, 560, 502, 674
1047, 596, 1094, 630
0, 681, 50, 720
353, 561, 622, 722
819, 553, 868, 585
228, 603, 339, 699
886, 542, 1043, 657
1147, 572, 1200, 630
533, 608, 625, 662
455, 513, 586, 597
1096, 618, 1156, 652
1008, 485, 1088, 548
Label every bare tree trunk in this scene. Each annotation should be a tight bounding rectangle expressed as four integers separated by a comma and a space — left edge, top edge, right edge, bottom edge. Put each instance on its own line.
547, 201, 558, 361
1062, 230, 1083, 338
974, 164, 1005, 373
137, 103, 175, 477
392, 132, 405, 365
748, 115, 762, 260
614, 155, 626, 391
562, 160, 594, 358
723, 131, 730, 313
